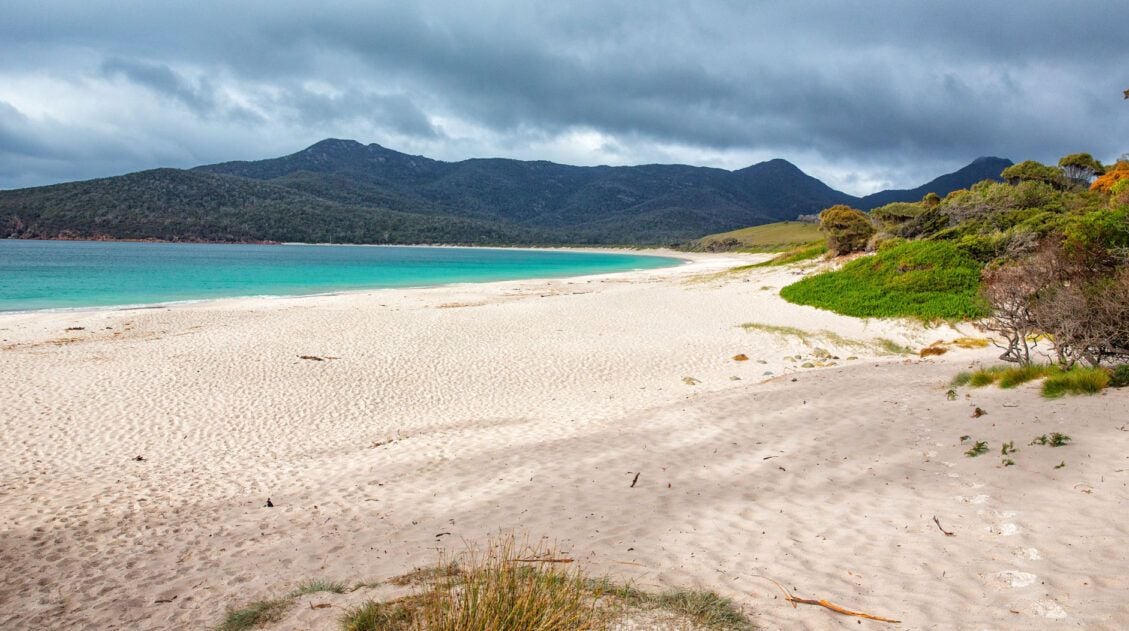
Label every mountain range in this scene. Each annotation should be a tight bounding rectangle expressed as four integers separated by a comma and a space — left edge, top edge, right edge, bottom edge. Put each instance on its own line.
0, 139, 1011, 245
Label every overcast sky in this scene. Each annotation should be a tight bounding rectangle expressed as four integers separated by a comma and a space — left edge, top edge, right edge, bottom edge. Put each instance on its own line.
2, 1, 1127, 194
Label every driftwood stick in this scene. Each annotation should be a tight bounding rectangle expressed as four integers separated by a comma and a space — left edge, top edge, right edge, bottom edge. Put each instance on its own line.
630, 472, 640, 488
933, 515, 955, 536
752, 575, 901, 623
786, 597, 901, 623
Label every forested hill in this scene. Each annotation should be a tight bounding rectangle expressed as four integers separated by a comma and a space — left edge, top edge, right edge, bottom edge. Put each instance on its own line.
0, 138, 1010, 245
859, 156, 1014, 209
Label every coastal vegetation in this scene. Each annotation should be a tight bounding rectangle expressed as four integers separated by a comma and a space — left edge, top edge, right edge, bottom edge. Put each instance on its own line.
776, 153, 1128, 388
779, 241, 986, 320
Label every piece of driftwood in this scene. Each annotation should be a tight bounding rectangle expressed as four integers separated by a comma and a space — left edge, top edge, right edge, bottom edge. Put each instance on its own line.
630, 472, 640, 488
787, 597, 901, 623
755, 575, 901, 624
933, 515, 955, 536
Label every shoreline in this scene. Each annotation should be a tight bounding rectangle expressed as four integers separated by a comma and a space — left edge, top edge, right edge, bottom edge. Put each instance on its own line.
2, 251, 1126, 629
0, 243, 692, 316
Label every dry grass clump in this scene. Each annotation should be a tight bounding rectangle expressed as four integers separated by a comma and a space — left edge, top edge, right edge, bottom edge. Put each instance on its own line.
951, 337, 989, 349
339, 534, 755, 631
919, 343, 948, 357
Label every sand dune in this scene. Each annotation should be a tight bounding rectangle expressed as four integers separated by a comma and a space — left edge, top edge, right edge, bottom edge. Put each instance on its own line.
1, 251, 1126, 629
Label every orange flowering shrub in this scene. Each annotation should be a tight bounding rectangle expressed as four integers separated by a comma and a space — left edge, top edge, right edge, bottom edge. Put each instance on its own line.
1091, 161, 1129, 193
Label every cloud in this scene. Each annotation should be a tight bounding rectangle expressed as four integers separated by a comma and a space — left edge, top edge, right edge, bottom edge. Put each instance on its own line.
1, 1, 1127, 193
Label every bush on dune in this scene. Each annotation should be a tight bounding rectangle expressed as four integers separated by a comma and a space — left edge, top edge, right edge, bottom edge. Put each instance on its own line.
779, 240, 987, 320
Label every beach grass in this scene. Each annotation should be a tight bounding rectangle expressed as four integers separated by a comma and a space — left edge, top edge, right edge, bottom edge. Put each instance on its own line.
218, 599, 290, 631
1042, 366, 1110, 398
953, 363, 1112, 398
333, 534, 754, 631
290, 579, 349, 597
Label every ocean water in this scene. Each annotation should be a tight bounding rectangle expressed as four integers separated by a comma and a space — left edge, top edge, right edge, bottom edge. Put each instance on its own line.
0, 240, 680, 312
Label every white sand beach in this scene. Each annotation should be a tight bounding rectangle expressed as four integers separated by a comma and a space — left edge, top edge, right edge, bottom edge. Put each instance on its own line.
1, 251, 1127, 629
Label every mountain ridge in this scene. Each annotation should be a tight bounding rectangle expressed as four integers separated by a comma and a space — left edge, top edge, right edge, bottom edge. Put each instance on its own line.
1, 140, 1012, 245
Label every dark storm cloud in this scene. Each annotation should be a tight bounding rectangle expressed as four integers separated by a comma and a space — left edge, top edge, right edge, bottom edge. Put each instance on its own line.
275, 88, 442, 138
1, 0, 1127, 192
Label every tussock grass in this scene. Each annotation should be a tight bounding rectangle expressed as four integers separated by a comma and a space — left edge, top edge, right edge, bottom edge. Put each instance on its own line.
341, 599, 417, 631
780, 241, 988, 320
997, 364, 1055, 389
290, 579, 348, 597
1042, 366, 1110, 398
339, 534, 755, 631
951, 337, 990, 349
648, 590, 753, 630
954, 363, 1112, 398
218, 599, 290, 631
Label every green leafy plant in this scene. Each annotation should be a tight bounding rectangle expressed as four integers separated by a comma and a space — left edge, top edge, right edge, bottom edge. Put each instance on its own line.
1031, 433, 1072, 447
965, 441, 989, 457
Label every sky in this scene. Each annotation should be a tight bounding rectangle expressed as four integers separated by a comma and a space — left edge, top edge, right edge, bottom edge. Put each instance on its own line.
1, 1, 1127, 195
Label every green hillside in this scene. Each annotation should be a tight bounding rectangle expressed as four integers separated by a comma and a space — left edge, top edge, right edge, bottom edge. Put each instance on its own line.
688, 221, 822, 252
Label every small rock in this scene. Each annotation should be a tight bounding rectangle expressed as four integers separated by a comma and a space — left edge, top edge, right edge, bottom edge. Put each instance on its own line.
732, 353, 749, 361
801, 362, 815, 368
763, 371, 774, 376
265, 498, 274, 508
811, 347, 830, 359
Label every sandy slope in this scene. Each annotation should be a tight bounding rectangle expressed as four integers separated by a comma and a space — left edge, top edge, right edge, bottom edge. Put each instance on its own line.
1, 251, 1126, 630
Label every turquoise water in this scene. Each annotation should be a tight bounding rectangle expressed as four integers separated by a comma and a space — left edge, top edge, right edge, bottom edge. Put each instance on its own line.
0, 240, 680, 312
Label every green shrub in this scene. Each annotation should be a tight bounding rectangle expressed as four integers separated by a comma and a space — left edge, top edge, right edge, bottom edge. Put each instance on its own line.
819, 205, 875, 255
780, 241, 987, 320
1109, 364, 1129, 388
1042, 366, 1110, 398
